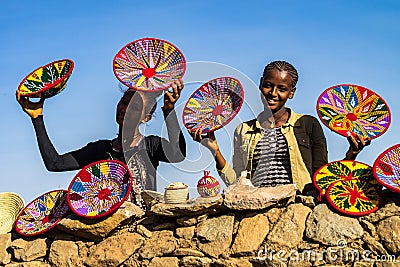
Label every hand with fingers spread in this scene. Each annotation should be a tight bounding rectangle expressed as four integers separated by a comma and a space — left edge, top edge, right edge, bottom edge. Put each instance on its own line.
163, 78, 184, 109
345, 134, 371, 160
16, 90, 45, 119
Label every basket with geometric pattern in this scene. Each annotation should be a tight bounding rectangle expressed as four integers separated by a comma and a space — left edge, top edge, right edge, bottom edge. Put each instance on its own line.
17, 59, 74, 98
15, 190, 69, 236
317, 84, 391, 139
183, 77, 244, 133
113, 38, 186, 92
373, 144, 400, 193
67, 160, 132, 219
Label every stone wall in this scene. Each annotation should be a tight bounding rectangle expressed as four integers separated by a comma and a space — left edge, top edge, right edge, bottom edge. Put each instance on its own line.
1, 188, 400, 267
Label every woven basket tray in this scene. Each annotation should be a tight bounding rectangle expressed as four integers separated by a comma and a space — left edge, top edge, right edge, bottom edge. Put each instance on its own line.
0, 192, 25, 234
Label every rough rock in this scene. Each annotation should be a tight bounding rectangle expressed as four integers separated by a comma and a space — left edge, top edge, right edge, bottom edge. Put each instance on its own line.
120, 256, 144, 267
362, 234, 387, 260
214, 258, 253, 267
4, 261, 51, 267
86, 232, 144, 267
57, 202, 144, 241
359, 219, 377, 237
176, 226, 195, 240
177, 238, 194, 249
139, 230, 178, 259
376, 215, 400, 255
295, 195, 316, 208
136, 224, 153, 238
48, 240, 80, 267
353, 262, 375, 267
231, 213, 269, 255
0, 234, 11, 265
375, 261, 400, 267
149, 195, 224, 217
223, 182, 296, 210
148, 257, 179, 267
297, 242, 319, 250
176, 214, 208, 226
196, 215, 234, 258
250, 256, 287, 267
264, 207, 283, 225
363, 202, 400, 223
173, 248, 205, 257
305, 204, 364, 246
142, 190, 165, 206
180, 256, 213, 266
11, 238, 47, 262
152, 221, 177, 230
287, 259, 313, 267
267, 204, 311, 249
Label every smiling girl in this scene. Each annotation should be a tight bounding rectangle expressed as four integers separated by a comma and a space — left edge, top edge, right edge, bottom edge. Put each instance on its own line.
192, 61, 369, 194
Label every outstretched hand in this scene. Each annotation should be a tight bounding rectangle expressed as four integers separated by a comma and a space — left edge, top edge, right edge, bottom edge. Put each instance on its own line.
16, 90, 44, 118
345, 134, 371, 160
163, 78, 184, 109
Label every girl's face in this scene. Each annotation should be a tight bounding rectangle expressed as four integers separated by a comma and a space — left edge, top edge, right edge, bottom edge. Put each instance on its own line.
116, 91, 145, 127
259, 69, 296, 113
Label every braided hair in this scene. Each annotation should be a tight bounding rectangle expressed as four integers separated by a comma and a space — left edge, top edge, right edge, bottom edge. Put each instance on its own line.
262, 61, 299, 88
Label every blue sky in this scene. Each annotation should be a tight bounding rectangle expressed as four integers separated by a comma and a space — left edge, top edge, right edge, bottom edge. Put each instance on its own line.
1, 1, 399, 203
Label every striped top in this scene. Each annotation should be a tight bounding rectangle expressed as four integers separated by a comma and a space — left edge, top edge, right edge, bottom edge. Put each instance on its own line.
251, 128, 293, 187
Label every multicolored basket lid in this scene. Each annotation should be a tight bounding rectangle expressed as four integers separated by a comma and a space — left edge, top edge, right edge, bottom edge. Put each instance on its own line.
113, 38, 186, 92
373, 144, 400, 193
15, 190, 69, 236
18, 59, 74, 98
326, 178, 382, 216
313, 160, 374, 197
67, 160, 132, 219
197, 171, 220, 197
316, 84, 391, 139
183, 77, 244, 133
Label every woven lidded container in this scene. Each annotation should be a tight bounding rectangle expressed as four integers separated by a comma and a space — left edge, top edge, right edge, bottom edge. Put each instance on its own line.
197, 171, 220, 197
164, 182, 189, 204
0, 192, 25, 234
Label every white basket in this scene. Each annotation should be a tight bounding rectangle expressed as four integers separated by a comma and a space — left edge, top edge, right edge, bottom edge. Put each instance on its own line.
0, 192, 25, 234
164, 184, 189, 204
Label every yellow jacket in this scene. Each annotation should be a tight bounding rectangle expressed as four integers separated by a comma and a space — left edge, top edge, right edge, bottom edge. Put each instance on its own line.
218, 109, 328, 192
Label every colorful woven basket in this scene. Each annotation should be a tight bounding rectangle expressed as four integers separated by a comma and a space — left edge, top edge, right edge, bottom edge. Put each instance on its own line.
317, 84, 391, 139
0, 192, 25, 234
197, 171, 220, 197
183, 77, 244, 133
18, 59, 74, 98
15, 190, 69, 236
313, 160, 374, 197
373, 144, 400, 193
326, 178, 382, 216
113, 38, 186, 92
67, 160, 132, 218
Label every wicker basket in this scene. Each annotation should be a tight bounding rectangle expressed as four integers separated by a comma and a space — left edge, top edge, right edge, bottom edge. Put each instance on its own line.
164, 182, 189, 204
0, 192, 25, 234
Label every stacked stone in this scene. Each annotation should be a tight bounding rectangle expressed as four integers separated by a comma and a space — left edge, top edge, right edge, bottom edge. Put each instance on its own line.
0, 188, 399, 267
